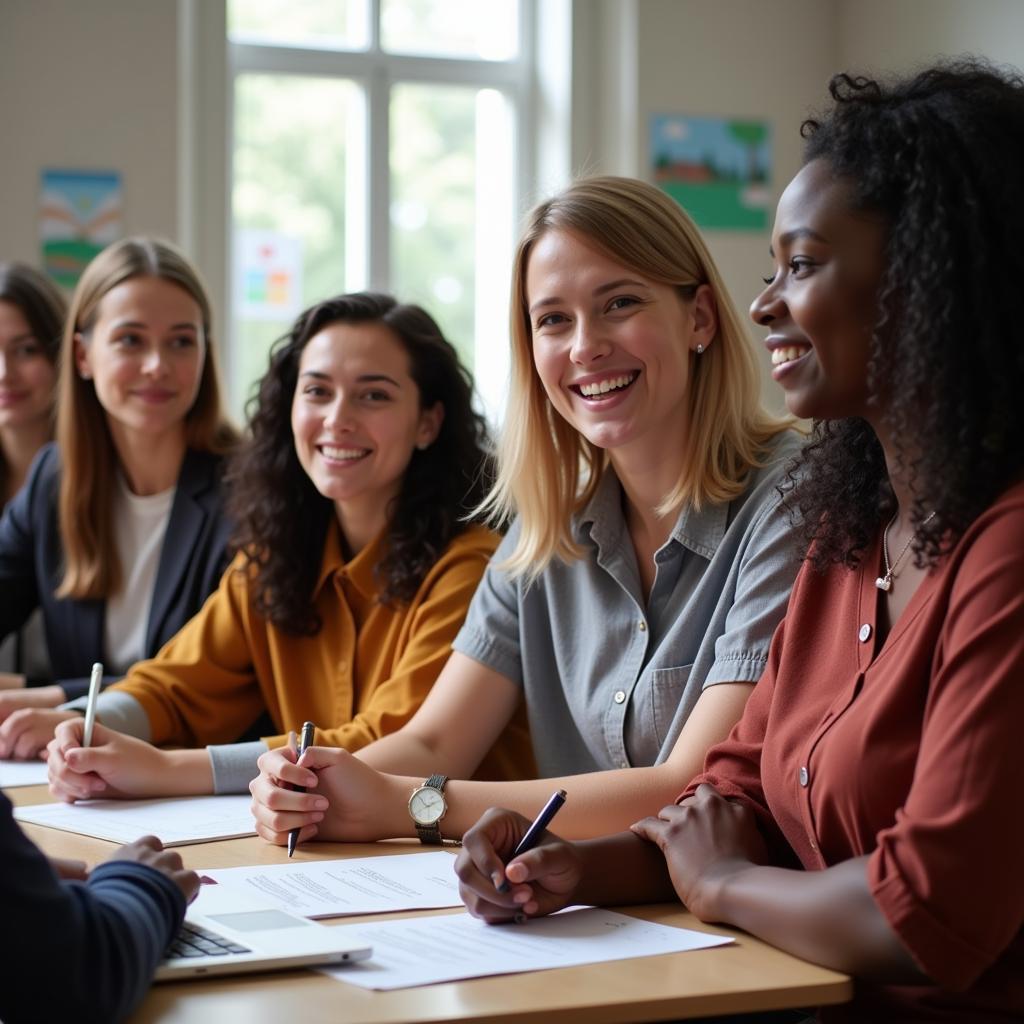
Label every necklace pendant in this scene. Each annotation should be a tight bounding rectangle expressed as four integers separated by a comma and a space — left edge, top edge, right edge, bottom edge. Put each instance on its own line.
875, 575, 892, 592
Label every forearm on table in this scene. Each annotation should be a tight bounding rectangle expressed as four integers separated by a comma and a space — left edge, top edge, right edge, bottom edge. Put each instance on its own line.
575, 831, 677, 905
712, 856, 924, 981
438, 763, 691, 840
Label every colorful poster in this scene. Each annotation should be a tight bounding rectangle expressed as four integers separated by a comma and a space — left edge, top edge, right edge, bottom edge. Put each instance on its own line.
235, 229, 303, 322
650, 115, 771, 230
39, 170, 123, 288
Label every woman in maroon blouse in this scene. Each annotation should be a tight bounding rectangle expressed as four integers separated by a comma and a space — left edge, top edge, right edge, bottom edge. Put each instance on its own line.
453, 61, 1024, 1022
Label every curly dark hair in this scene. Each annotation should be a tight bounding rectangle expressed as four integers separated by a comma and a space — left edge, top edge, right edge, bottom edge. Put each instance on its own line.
784, 59, 1024, 570
226, 292, 495, 635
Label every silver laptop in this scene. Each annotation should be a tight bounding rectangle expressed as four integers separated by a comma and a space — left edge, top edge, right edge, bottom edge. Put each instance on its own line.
155, 878, 372, 980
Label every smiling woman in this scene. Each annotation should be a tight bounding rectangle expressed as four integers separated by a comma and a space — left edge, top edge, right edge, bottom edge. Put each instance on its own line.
0, 239, 238, 759
45, 291, 531, 803
241, 176, 804, 853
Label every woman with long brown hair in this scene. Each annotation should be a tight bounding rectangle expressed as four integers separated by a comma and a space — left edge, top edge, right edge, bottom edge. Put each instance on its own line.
0, 237, 236, 758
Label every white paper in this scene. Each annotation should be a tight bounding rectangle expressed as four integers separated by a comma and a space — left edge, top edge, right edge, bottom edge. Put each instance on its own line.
0, 759, 49, 788
323, 907, 733, 990
12, 795, 256, 846
201, 850, 460, 918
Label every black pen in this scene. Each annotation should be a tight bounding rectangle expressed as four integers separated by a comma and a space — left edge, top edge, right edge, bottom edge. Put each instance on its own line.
497, 789, 566, 893
287, 721, 316, 858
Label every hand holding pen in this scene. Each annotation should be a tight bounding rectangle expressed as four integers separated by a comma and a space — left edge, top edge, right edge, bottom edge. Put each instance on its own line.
454, 791, 580, 923
497, 789, 566, 892
287, 721, 316, 857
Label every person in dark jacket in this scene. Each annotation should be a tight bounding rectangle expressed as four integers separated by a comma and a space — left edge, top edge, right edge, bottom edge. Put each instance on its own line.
0, 791, 197, 1024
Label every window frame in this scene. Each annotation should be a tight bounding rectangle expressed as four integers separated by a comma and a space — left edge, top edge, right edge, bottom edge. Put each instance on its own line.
221, 0, 536, 415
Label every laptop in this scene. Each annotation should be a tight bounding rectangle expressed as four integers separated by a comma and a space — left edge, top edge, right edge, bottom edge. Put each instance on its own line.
155, 878, 372, 980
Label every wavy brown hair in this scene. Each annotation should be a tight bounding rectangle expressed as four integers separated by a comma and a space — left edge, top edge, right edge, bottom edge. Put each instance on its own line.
56, 238, 236, 599
226, 292, 494, 636
785, 61, 1024, 570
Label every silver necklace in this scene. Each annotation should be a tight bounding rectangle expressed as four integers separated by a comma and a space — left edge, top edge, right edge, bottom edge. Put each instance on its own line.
875, 510, 936, 591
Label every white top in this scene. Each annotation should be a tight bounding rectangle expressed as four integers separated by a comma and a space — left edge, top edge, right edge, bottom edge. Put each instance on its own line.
103, 477, 175, 674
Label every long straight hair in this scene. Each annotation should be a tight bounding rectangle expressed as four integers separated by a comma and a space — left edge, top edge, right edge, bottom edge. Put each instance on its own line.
56, 238, 237, 600
483, 176, 790, 580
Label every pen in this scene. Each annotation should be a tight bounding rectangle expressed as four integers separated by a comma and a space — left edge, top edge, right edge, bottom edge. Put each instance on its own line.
287, 720, 316, 858
82, 662, 103, 748
497, 789, 566, 893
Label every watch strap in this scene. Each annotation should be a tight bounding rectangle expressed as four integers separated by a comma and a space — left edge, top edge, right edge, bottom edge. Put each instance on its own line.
414, 774, 448, 845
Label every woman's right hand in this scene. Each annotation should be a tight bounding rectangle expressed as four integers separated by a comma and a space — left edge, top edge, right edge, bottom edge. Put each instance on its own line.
249, 745, 409, 845
46, 719, 177, 802
105, 835, 200, 904
455, 807, 583, 922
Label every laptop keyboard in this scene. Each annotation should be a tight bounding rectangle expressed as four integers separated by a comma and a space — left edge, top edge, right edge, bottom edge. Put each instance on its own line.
166, 921, 252, 959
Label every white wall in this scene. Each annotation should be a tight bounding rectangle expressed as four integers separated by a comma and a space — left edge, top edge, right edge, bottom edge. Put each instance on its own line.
2, 0, 1022, 411
838, 0, 1024, 75
0, 0, 180, 265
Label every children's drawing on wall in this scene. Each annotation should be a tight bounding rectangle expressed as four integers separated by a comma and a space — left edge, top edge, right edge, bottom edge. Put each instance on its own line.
40, 170, 123, 289
650, 115, 771, 230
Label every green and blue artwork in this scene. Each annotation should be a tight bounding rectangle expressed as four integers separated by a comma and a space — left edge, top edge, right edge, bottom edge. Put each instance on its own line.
650, 115, 771, 230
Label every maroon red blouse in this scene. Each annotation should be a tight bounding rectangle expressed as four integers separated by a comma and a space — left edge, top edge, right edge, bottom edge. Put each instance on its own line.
685, 482, 1024, 1021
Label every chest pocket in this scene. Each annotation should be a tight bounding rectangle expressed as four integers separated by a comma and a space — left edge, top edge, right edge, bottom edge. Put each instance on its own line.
649, 663, 695, 751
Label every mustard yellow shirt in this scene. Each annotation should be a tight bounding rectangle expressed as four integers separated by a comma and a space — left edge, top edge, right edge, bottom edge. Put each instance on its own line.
108, 522, 533, 781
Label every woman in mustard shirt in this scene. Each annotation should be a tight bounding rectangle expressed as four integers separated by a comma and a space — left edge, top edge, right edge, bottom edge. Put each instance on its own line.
46, 291, 530, 796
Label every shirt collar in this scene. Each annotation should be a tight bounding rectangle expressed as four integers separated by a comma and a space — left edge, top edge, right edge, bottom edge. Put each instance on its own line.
579, 467, 729, 561
314, 520, 386, 600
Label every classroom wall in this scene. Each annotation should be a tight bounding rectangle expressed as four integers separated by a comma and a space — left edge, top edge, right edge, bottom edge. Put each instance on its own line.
0, 0, 180, 264
569, 0, 1024, 411
1, 0, 1022, 415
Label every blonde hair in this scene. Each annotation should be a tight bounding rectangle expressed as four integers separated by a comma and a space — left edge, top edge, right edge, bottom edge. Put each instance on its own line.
56, 237, 237, 600
484, 176, 789, 580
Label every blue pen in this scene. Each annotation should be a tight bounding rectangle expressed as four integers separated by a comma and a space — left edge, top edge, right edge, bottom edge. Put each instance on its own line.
497, 789, 566, 893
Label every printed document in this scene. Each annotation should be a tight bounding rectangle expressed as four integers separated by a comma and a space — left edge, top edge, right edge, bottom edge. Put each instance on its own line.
202, 850, 460, 918
13, 795, 256, 846
324, 906, 734, 990
0, 759, 49, 788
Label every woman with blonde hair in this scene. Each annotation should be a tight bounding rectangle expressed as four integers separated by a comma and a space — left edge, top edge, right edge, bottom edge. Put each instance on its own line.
0, 237, 237, 758
245, 175, 803, 848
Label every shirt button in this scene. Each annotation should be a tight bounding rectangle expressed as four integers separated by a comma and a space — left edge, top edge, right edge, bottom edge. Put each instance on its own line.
638, 621, 647, 632
799, 766, 809, 787
809, 839, 817, 851
613, 690, 626, 704
858, 623, 872, 642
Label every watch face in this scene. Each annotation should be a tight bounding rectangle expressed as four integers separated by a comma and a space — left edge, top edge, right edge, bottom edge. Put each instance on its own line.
410, 786, 445, 825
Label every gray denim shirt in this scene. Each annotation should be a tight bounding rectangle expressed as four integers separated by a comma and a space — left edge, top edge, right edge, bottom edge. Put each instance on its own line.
453, 431, 803, 778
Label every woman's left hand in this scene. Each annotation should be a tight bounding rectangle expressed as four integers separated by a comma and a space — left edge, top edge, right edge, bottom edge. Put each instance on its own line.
0, 707, 78, 760
630, 783, 767, 921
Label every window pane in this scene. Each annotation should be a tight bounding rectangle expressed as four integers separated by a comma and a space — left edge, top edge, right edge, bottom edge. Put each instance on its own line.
381, 0, 518, 60
228, 0, 367, 50
232, 74, 363, 413
390, 83, 515, 420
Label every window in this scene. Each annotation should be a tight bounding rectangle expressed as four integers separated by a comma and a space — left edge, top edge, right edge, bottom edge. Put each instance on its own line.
226, 0, 534, 421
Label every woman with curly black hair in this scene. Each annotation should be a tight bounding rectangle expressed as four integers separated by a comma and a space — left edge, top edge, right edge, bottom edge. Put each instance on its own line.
46, 292, 532, 797
453, 61, 1024, 1021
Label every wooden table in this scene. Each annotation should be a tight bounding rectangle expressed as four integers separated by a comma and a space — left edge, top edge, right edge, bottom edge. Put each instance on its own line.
10, 784, 852, 1023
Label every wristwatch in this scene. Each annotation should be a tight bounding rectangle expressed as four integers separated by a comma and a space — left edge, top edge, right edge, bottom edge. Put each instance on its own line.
408, 774, 449, 844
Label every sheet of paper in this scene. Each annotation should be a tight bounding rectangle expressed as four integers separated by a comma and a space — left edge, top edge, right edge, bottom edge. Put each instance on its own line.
13, 795, 256, 846
202, 850, 460, 918
0, 759, 49, 788
323, 906, 733, 990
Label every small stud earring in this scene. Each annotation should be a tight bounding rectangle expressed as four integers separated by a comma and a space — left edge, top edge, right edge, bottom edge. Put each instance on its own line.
416, 441, 429, 451
80, 370, 92, 380
695, 344, 705, 355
